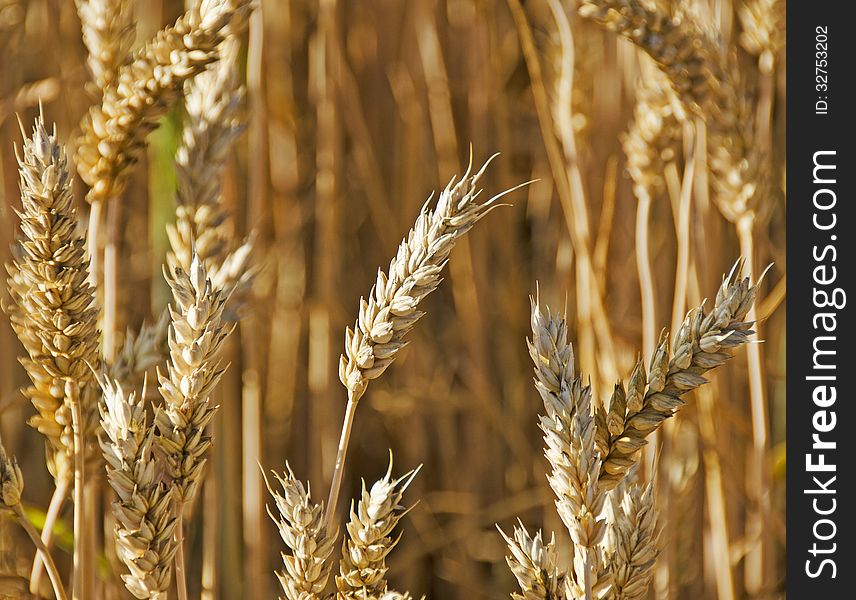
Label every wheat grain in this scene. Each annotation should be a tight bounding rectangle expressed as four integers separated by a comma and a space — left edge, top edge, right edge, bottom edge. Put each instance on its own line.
97, 374, 178, 600
598, 261, 761, 490
3, 115, 100, 479
75, 0, 135, 90
336, 460, 420, 599
265, 465, 337, 600
75, 0, 252, 204
499, 524, 565, 600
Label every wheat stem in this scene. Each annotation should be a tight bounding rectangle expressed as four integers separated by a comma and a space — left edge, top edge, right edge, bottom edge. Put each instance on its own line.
14, 504, 68, 600
635, 191, 656, 363
67, 384, 85, 600
28, 476, 70, 595
325, 392, 358, 532
670, 146, 695, 338
584, 552, 593, 600
737, 213, 769, 593
175, 512, 189, 600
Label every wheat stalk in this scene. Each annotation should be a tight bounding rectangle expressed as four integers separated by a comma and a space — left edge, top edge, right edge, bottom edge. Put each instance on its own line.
598, 261, 761, 490
622, 62, 686, 428
1, 436, 68, 600
75, 0, 135, 90
75, 0, 252, 204
265, 465, 337, 600
97, 374, 178, 600
336, 459, 420, 599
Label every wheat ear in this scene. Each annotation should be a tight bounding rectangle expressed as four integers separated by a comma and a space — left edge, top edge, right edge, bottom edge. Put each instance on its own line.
598, 261, 761, 489
3, 115, 101, 477
738, 0, 783, 62
154, 255, 233, 504
75, 0, 252, 204
3, 116, 100, 598
97, 374, 178, 600
75, 0, 135, 90
167, 35, 254, 306
606, 481, 659, 600
579, 0, 753, 222
336, 458, 420, 599
1, 436, 68, 600
622, 66, 684, 207
499, 524, 565, 600
153, 254, 235, 599
265, 465, 337, 600
338, 154, 521, 400
107, 309, 170, 389
327, 154, 527, 527
167, 35, 254, 316
529, 297, 612, 600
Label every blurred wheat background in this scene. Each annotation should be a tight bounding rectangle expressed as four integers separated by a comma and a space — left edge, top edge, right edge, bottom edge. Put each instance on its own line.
0, 0, 785, 599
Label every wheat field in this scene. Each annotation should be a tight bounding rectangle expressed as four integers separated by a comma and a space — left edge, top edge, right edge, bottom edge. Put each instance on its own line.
0, 0, 785, 599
